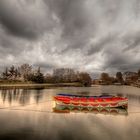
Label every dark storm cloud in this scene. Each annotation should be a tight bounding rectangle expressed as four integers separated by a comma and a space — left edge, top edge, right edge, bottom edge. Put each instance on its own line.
0, 28, 21, 58
87, 34, 116, 55
103, 51, 129, 71
0, 0, 140, 76
33, 61, 56, 73
0, 0, 55, 39
123, 31, 140, 52
44, 0, 96, 50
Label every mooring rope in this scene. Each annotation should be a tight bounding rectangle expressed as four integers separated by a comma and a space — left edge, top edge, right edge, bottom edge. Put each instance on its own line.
1, 100, 140, 115
128, 111, 140, 114
8, 108, 53, 114
0, 99, 53, 110
128, 103, 140, 108
7, 108, 140, 115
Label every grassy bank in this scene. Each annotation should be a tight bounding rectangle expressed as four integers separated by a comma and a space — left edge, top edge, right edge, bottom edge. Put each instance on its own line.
0, 82, 83, 89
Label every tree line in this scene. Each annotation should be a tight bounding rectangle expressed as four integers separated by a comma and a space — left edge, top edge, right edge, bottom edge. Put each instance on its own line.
0, 64, 92, 86
1, 64, 44, 83
99, 70, 140, 85
100, 72, 124, 84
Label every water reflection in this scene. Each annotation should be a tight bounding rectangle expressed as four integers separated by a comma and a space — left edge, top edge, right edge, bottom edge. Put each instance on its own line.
0, 88, 140, 111
53, 105, 128, 116
0, 86, 140, 140
33, 89, 44, 104
0, 89, 44, 107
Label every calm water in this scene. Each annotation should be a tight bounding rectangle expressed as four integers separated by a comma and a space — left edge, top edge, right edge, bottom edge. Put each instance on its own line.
0, 86, 140, 140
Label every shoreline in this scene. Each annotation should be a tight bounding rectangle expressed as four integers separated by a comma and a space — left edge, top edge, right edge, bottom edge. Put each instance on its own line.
0, 83, 138, 90
0, 83, 83, 89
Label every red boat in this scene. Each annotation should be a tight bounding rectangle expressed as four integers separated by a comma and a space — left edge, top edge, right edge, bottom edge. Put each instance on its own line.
53, 94, 128, 109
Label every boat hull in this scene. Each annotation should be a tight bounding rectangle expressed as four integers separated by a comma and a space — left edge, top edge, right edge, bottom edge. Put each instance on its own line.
54, 99, 128, 109
53, 94, 128, 109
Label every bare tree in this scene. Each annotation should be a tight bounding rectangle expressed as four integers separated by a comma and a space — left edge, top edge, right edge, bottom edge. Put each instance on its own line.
100, 73, 110, 81
78, 72, 92, 86
19, 64, 32, 81
2, 67, 9, 80
116, 72, 123, 83
138, 69, 140, 77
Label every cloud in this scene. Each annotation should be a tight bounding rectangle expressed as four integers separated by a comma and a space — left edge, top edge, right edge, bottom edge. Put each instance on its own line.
123, 31, 140, 52
0, 0, 140, 77
0, 0, 56, 39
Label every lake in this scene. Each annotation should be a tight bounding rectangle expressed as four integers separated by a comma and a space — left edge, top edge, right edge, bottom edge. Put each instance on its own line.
0, 85, 140, 140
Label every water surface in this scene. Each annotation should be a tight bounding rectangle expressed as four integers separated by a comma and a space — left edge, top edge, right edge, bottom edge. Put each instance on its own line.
0, 86, 140, 140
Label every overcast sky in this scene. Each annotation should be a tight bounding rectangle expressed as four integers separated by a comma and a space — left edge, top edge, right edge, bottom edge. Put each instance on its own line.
0, 0, 140, 77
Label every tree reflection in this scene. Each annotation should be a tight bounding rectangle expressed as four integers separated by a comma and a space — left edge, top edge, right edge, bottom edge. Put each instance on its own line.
33, 89, 43, 104
19, 89, 31, 105
1, 88, 20, 104
0, 88, 45, 106
0, 89, 31, 105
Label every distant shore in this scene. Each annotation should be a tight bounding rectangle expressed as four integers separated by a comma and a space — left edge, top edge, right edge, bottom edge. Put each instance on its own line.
0, 82, 83, 89
0, 82, 139, 90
